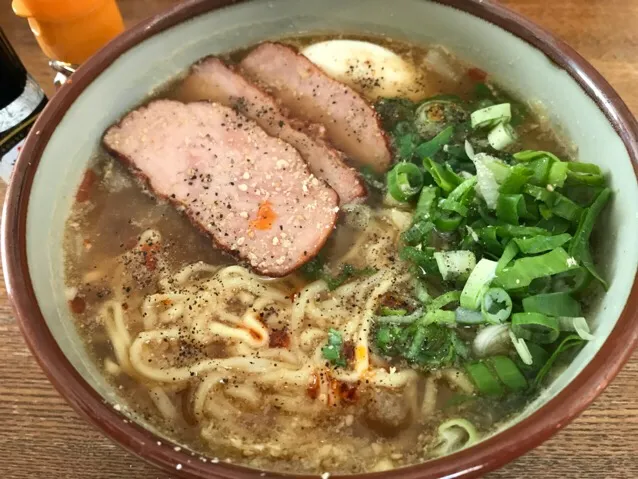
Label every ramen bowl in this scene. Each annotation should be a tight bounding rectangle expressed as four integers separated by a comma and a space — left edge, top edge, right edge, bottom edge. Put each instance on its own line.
3, 0, 638, 477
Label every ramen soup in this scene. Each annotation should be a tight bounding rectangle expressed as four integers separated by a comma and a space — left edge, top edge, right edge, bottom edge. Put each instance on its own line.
63, 35, 611, 475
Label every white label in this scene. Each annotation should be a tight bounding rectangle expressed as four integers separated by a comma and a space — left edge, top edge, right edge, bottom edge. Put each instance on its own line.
0, 137, 25, 183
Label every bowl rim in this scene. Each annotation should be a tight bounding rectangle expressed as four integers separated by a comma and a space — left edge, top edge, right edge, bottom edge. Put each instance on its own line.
3, 0, 638, 478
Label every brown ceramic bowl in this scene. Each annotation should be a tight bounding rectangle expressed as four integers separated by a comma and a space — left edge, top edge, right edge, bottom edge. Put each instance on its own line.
3, 0, 638, 477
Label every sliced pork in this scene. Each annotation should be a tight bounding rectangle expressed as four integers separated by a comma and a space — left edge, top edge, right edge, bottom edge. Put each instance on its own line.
177, 57, 366, 205
240, 42, 392, 173
103, 99, 339, 276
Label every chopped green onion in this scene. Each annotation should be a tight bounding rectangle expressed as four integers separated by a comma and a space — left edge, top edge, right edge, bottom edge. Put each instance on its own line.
415, 125, 455, 158
551, 268, 592, 294
377, 308, 424, 324
516, 342, 549, 377
514, 233, 572, 254
527, 157, 553, 186
413, 186, 440, 222
522, 292, 581, 317
534, 334, 584, 387
434, 211, 463, 232
488, 122, 517, 150
472, 153, 509, 209
548, 161, 569, 187
431, 418, 479, 456
471, 103, 512, 129
380, 306, 408, 316
513, 150, 561, 163
557, 316, 594, 341
509, 329, 533, 365
494, 247, 580, 290
496, 194, 526, 225
477, 226, 505, 257
439, 177, 477, 217
455, 307, 485, 325
387, 162, 424, 202
321, 328, 347, 367
566, 162, 605, 186
401, 220, 434, 245
428, 290, 462, 311
495, 224, 551, 238
400, 246, 439, 275
465, 361, 504, 396
423, 157, 462, 194
434, 250, 476, 281
496, 240, 519, 273
569, 188, 612, 289
460, 258, 498, 310
415, 280, 432, 304
422, 309, 457, 325
523, 184, 583, 222
511, 312, 560, 344
485, 356, 528, 391
499, 164, 533, 194
481, 287, 512, 324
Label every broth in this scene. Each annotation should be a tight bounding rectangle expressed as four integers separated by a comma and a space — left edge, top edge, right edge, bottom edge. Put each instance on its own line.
63, 34, 604, 475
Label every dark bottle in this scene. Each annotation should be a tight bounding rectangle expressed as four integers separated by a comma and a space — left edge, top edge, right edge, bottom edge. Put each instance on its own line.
0, 27, 48, 183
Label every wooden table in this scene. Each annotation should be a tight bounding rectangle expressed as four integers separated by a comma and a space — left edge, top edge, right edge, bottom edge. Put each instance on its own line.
1, 1, 637, 478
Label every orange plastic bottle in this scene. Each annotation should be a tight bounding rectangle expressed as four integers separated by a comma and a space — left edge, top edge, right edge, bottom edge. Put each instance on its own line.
12, 0, 124, 65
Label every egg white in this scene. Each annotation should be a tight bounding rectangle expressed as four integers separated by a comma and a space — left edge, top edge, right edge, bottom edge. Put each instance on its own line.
301, 40, 419, 99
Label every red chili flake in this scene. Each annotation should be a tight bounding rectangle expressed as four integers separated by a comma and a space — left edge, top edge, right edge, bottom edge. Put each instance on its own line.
75, 169, 98, 203
122, 302, 129, 311
467, 67, 488, 82
307, 372, 320, 400
69, 296, 86, 314
269, 328, 290, 348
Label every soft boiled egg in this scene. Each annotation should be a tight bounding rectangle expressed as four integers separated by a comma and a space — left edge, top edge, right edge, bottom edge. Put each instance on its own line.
301, 40, 419, 100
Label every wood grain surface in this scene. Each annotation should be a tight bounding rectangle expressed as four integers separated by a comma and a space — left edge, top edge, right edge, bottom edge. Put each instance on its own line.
1, 1, 637, 478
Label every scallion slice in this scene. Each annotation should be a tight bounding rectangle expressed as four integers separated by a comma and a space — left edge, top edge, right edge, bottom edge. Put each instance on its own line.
494, 247, 580, 290
434, 250, 476, 281
473, 324, 510, 356
514, 233, 572, 254
376, 308, 424, 325
534, 334, 584, 387
522, 292, 581, 317
511, 312, 560, 344
471, 103, 512, 129
485, 356, 528, 391
557, 316, 594, 341
569, 188, 612, 289
509, 329, 533, 365
481, 287, 513, 324
380, 306, 408, 316
496, 193, 525, 225
431, 418, 479, 457
496, 240, 519, 273
439, 177, 477, 217
548, 161, 569, 187
465, 361, 504, 396
460, 259, 498, 310
428, 290, 462, 311
456, 307, 485, 325
488, 122, 517, 150
415, 125, 455, 158
422, 309, 457, 325
387, 162, 424, 202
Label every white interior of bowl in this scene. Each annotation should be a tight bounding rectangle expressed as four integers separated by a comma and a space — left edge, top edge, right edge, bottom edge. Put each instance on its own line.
24, 0, 638, 460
